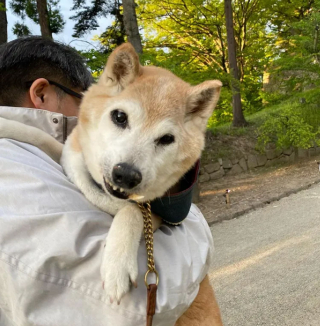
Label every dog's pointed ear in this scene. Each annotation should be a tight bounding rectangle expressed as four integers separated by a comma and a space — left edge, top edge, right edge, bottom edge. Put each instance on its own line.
99, 43, 142, 95
186, 80, 222, 130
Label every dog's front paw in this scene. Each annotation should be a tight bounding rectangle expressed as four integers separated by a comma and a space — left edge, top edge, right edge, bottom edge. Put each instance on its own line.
101, 244, 138, 303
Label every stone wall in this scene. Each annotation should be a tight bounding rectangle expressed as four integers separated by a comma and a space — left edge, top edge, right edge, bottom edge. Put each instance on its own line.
199, 145, 320, 183
263, 70, 319, 94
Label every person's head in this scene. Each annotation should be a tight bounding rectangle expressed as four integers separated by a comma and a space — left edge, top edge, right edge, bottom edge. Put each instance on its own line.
0, 36, 94, 116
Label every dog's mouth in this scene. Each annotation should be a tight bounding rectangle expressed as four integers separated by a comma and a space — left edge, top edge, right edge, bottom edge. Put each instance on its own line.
104, 178, 129, 200
103, 177, 144, 201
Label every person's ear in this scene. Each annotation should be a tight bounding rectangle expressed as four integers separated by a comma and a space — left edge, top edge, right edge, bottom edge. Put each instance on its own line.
29, 78, 52, 109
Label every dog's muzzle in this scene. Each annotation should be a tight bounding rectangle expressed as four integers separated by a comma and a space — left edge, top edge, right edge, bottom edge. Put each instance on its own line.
102, 163, 143, 200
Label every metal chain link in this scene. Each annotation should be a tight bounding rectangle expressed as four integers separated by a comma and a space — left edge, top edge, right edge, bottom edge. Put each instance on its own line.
138, 202, 159, 287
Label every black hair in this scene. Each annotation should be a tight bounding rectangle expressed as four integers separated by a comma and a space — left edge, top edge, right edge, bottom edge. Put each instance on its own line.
0, 36, 94, 106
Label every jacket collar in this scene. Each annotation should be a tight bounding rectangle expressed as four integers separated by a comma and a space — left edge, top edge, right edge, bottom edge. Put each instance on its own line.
0, 106, 77, 144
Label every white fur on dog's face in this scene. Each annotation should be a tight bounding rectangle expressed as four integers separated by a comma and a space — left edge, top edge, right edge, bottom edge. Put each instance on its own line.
77, 44, 222, 201
79, 96, 190, 200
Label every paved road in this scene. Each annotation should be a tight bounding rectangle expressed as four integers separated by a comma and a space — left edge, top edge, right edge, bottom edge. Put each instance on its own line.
208, 183, 320, 326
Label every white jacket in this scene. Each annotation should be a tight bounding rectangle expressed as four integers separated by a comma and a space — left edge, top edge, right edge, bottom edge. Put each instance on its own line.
0, 106, 213, 326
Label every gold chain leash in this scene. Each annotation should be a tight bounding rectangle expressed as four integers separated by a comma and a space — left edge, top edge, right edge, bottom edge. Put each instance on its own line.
138, 201, 159, 287
138, 201, 159, 326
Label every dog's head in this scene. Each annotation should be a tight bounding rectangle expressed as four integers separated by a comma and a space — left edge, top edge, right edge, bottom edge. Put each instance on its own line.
78, 43, 222, 201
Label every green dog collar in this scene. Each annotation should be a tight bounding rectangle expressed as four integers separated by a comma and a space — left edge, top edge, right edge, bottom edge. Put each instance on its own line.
150, 161, 200, 226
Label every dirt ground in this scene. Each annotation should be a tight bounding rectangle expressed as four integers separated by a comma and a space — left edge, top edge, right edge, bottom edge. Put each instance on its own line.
198, 156, 320, 224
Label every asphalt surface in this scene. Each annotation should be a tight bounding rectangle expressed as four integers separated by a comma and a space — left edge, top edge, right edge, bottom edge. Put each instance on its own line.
208, 183, 320, 326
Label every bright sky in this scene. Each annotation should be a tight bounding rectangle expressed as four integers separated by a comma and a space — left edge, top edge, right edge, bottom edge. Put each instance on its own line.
7, 0, 113, 50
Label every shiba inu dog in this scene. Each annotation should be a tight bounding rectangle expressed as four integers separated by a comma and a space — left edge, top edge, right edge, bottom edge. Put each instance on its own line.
61, 43, 222, 303
0, 43, 223, 325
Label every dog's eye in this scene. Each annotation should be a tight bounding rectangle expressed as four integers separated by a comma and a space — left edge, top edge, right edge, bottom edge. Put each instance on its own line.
157, 134, 175, 146
111, 110, 128, 128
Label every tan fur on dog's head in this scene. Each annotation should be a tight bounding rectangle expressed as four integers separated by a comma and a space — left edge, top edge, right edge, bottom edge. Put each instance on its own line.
77, 43, 222, 201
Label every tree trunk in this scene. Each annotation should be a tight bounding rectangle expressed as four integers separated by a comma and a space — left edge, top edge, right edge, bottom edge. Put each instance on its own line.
122, 0, 143, 54
36, 0, 52, 40
0, 0, 7, 45
224, 0, 247, 127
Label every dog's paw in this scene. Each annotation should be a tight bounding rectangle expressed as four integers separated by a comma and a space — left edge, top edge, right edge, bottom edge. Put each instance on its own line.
100, 244, 138, 303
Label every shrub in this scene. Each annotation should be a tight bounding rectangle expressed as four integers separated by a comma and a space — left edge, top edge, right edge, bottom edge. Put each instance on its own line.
256, 104, 320, 151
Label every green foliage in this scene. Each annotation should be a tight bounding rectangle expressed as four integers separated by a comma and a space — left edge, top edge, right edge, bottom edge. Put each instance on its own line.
98, 19, 125, 53
10, 0, 34, 19
71, 0, 126, 56
12, 22, 31, 37
10, 0, 65, 36
136, 0, 287, 119
262, 2, 320, 101
47, 0, 65, 34
257, 104, 320, 151
71, 0, 126, 46
292, 88, 320, 131
135, 0, 320, 125
71, 0, 111, 38
140, 48, 225, 84
207, 86, 320, 148
0, 3, 5, 11
259, 89, 288, 106
207, 87, 233, 127
298, 87, 320, 107
78, 48, 109, 77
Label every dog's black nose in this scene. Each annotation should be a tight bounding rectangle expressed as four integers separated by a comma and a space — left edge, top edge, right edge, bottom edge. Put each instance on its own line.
112, 163, 142, 189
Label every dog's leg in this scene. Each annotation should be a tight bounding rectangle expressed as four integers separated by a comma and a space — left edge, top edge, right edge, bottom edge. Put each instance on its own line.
100, 203, 143, 303
63, 131, 145, 302
175, 275, 223, 326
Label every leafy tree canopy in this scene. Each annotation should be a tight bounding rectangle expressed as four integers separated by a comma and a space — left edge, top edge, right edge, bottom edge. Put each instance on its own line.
134, 0, 320, 119
10, 0, 65, 36
71, 0, 123, 38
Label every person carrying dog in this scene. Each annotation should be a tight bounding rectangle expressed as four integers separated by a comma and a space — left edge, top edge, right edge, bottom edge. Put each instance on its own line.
0, 37, 222, 326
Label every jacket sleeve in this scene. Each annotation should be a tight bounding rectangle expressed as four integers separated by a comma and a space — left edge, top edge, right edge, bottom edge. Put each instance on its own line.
0, 139, 213, 326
